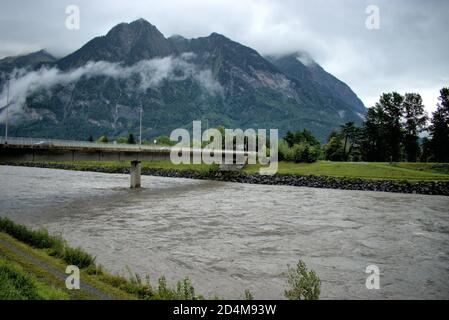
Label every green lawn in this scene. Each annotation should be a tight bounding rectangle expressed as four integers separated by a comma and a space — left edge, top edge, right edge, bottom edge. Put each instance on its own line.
243, 161, 449, 181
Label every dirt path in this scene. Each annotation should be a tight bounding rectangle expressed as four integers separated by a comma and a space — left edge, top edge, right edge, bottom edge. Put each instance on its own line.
0, 238, 115, 300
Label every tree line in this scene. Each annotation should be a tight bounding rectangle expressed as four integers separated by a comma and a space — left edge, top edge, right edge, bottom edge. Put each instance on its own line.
324, 87, 449, 163
88, 87, 448, 163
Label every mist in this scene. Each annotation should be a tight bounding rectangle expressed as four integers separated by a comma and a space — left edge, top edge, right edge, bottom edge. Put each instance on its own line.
0, 53, 222, 123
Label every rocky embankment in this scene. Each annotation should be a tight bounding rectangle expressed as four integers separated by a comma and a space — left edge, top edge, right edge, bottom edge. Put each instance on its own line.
2, 162, 449, 196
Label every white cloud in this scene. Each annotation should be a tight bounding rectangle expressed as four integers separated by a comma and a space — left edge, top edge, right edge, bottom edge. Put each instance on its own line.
0, 54, 222, 122
0, 0, 448, 115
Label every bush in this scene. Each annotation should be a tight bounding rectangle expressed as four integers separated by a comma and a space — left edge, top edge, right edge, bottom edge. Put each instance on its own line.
63, 246, 96, 269
284, 259, 321, 300
243, 289, 254, 300
291, 143, 320, 163
279, 139, 320, 163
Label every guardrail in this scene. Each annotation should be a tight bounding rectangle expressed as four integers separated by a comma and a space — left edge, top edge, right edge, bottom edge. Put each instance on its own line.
0, 136, 169, 151
0, 136, 255, 156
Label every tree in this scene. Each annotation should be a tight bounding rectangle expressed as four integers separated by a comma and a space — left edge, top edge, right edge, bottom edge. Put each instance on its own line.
340, 122, 360, 161
361, 92, 404, 162
127, 133, 136, 144
381, 92, 404, 161
430, 87, 449, 162
284, 131, 295, 148
420, 137, 433, 162
324, 130, 344, 161
403, 93, 428, 162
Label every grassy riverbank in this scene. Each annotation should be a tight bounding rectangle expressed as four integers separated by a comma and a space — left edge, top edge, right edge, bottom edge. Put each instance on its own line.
0, 217, 205, 300
7, 160, 449, 182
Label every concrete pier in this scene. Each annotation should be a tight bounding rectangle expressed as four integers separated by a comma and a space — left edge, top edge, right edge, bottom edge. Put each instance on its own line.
130, 160, 141, 188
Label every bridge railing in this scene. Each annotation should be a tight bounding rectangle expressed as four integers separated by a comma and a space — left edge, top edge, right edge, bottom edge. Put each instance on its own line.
0, 136, 170, 151
0, 136, 258, 157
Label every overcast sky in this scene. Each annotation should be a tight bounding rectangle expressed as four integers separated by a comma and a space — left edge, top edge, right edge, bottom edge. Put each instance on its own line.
0, 0, 448, 113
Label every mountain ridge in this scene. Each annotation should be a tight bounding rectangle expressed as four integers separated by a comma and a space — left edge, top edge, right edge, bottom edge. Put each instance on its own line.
0, 18, 366, 142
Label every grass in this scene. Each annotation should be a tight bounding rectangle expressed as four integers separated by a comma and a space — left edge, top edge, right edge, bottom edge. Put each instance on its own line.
0, 257, 69, 300
244, 161, 449, 181
47, 160, 214, 173
0, 217, 96, 268
6, 159, 449, 182
0, 218, 206, 300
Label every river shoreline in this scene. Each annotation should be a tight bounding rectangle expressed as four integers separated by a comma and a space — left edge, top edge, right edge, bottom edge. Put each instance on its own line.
2, 161, 449, 196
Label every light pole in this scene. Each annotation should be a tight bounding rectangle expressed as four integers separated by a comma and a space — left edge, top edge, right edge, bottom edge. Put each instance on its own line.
139, 107, 143, 148
5, 77, 10, 144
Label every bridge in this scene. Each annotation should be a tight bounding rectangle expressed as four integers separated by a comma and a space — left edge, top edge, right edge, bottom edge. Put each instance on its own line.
0, 137, 249, 188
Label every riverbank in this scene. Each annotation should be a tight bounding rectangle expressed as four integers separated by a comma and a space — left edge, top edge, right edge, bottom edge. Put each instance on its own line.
0, 217, 207, 300
2, 161, 449, 196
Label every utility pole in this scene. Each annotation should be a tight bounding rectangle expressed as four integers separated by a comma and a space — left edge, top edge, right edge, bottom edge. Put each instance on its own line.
5, 77, 9, 144
139, 107, 142, 148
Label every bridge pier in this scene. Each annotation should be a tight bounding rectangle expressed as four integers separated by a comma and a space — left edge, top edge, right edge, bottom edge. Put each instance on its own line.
130, 160, 141, 188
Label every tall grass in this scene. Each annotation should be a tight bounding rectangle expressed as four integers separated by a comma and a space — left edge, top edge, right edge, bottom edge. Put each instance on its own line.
0, 259, 40, 300
0, 217, 95, 268
0, 258, 68, 300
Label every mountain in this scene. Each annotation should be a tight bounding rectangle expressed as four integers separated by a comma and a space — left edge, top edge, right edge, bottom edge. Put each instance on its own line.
0, 50, 56, 73
0, 19, 365, 142
58, 19, 174, 69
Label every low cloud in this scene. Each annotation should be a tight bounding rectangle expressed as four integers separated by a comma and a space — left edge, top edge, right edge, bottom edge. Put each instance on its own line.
0, 53, 222, 122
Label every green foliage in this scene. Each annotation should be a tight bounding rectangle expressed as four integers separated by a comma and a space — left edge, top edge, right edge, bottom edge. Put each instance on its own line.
284, 259, 321, 300
430, 87, 449, 162
153, 275, 202, 300
0, 217, 61, 249
63, 246, 96, 269
291, 143, 320, 163
97, 135, 109, 143
127, 133, 136, 144
279, 130, 321, 163
0, 257, 68, 300
0, 259, 40, 300
243, 289, 254, 300
153, 135, 175, 146
284, 129, 320, 148
0, 217, 95, 269
403, 93, 427, 162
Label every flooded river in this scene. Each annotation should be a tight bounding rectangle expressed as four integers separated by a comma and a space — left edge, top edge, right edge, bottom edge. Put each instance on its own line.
0, 165, 448, 299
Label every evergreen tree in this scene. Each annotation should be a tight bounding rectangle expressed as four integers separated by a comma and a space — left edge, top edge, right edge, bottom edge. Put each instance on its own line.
430, 87, 449, 162
324, 130, 344, 161
361, 92, 404, 161
127, 133, 136, 144
403, 93, 428, 162
284, 131, 295, 148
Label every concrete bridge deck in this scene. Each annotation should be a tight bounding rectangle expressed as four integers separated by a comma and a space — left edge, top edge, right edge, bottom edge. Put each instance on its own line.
0, 137, 250, 188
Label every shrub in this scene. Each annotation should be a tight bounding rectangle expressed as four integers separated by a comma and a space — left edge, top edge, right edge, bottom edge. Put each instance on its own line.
176, 277, 197, 300
63, 246, 96, 269
278, 139, 293, 161
243, 289, 254, 300
291, 143, 320, 163
284, 259, 321, 300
